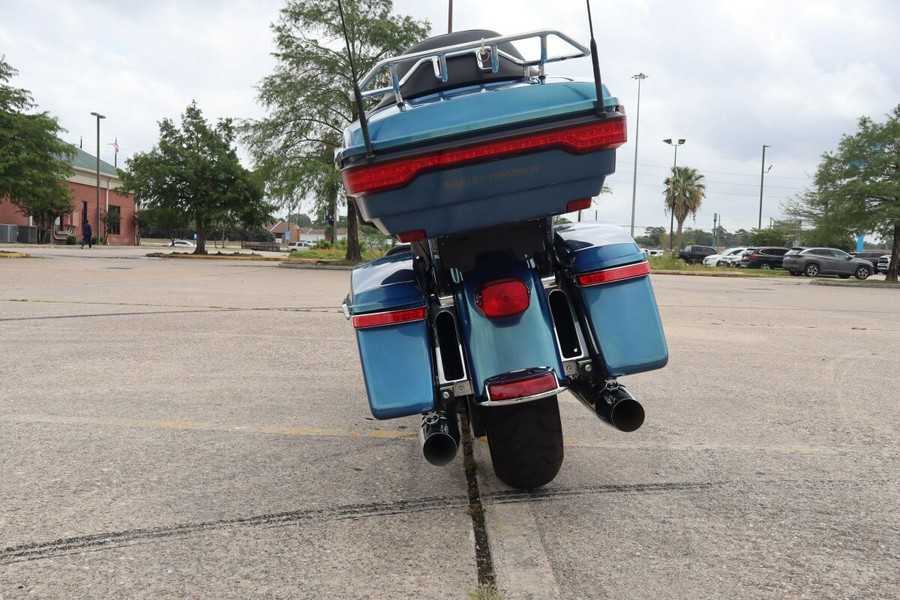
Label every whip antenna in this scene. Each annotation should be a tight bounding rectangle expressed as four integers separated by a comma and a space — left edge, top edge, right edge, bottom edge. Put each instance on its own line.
585, 0, 607, 118
337, 0, 374, 158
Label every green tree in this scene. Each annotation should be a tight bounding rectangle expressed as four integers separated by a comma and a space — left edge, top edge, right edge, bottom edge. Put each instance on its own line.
137, 205, 192, 242
0, 57, 75, 243
785, 105, 900, 281
120, 101, 273, 254
747, 221, 802, 247
635, 225, 666, 248
663, 166, 706, 251
242, 0, 430, 263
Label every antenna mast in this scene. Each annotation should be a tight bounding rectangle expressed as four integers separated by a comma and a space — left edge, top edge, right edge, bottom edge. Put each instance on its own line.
337, 0, 374, 158
585, 0, 607, 118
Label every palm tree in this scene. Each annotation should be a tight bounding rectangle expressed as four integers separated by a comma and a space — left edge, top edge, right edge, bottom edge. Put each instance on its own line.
663, 166, 706, 251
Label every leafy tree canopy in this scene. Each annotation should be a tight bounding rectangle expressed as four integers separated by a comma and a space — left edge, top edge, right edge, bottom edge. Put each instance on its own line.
242, 0, 430, 261
0, 56, 74, 242
784, 104, 900, 280
120, 101, 273, 254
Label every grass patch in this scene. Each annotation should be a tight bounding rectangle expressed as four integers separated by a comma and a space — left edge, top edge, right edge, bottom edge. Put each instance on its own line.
288, 247, 384, 262
647, 255, 792, 277
468, 585, 504, 600
0, 250, 29, 258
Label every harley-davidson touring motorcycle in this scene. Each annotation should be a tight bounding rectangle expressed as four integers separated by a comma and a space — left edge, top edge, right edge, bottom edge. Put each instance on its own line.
338, 27, 668, 489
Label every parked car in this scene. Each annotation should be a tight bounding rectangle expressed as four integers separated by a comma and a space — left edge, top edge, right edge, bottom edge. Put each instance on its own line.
643, 248, 666, 257
702, 247, 748, 267
851, 251, 889, 273
171, 239, 195, 247
877, 254, 892, 274
783, 247, 873, 279
287, 241, 315, 252
678, 244, 716, 265
738, 246, 790, 270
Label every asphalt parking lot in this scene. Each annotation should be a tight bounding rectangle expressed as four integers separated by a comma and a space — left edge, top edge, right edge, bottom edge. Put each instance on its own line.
1, 246, 898, 599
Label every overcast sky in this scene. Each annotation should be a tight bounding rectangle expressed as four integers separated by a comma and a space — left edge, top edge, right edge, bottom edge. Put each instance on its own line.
2, 0, 897, 236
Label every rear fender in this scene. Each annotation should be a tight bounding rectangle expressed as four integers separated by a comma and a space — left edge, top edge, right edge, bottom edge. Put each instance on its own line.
453, 263, 564, 400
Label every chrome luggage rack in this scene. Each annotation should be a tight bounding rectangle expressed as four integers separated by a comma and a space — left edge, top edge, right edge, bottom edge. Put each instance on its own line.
355, 30, 591, 106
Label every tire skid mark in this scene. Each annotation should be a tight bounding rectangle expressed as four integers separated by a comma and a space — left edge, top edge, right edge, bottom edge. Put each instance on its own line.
0, 302, 339, 323
483, 476, 895, 506
0, 478, 749, 566
486, 480, 723, 505
0, 496, 469, 565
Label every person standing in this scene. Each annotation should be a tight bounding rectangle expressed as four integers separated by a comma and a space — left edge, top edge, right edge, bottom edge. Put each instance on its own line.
81, 221, 93, 249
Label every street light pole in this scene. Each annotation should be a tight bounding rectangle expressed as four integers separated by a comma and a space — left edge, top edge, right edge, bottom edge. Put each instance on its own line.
663, 138, 685, 251
758, 144, 771, 229
630, 73, 647, 239
90, 111, 106, 242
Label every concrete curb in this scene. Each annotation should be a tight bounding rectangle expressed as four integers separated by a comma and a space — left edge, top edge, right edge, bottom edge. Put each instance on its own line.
808, 278, 900, 289
279, 261, 353, 271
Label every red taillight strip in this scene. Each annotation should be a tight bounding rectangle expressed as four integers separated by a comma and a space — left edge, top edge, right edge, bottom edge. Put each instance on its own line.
577, 261, 651, 287
343, 116, 626, 197
487, 372, 558, 401
352, 306, 426, 329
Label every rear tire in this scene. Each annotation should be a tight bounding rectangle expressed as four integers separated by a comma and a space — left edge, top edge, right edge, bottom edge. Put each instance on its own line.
483, 396, 564, 489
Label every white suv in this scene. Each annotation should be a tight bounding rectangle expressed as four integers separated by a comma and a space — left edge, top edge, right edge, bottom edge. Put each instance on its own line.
287, 241, 315, 252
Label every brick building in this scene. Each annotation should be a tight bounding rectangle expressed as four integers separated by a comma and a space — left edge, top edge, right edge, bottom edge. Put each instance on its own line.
0, 147, 137, 245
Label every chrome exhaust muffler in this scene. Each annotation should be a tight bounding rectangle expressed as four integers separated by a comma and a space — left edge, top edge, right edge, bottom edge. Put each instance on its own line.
567, 377, 645, 432
420, 410, 460, 466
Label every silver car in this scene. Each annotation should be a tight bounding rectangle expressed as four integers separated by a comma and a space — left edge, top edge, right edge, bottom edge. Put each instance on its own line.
783, 247, 873, 279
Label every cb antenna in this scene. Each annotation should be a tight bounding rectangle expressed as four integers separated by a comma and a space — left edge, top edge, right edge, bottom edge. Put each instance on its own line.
585, 0, 607, 118
337, 0, 374, 158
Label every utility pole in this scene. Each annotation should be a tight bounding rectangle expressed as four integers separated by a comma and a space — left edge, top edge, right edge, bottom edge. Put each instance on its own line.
663, 138, 685, 251
90, 112, 106, 242
758, 144, 771, 229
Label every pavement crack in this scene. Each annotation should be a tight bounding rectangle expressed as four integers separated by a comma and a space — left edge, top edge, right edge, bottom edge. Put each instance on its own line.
460, 408, 496, 589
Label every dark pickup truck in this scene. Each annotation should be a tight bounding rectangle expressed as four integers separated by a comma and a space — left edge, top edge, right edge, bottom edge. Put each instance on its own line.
678, 245, 716, 265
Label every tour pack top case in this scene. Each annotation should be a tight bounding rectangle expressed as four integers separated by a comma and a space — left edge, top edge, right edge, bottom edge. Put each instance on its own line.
336, 30, 627, 240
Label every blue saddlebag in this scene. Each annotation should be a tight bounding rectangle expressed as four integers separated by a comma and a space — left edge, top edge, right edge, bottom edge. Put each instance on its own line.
347, 252, 435, 419
555, 223, 668, 377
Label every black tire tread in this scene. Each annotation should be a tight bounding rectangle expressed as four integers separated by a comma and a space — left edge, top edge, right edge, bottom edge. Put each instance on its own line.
483, 396, 564, 489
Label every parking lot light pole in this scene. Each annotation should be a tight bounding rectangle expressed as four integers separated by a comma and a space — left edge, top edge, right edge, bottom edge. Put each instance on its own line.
663, 138, 685, 251
758, 144, 771, 229
90, 112, 106, 240
630, 73, 647, 238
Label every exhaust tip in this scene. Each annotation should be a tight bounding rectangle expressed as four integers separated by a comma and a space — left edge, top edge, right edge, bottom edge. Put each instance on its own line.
610, 397, 644, 432
421, 411, 460, 466
423, 433, 458, 466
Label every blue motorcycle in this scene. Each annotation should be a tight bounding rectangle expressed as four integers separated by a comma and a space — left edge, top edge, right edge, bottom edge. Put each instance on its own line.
339, 29, 667, 489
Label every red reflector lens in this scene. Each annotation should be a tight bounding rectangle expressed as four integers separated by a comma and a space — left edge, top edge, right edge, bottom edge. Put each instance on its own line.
488, 373, 558, 401
566, 198, 592, 212
397, 229, 426, 243
577, 261, 651, 287
343, 116, 626, 196
476, 278, 530, 318
352, 306, 426, 329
